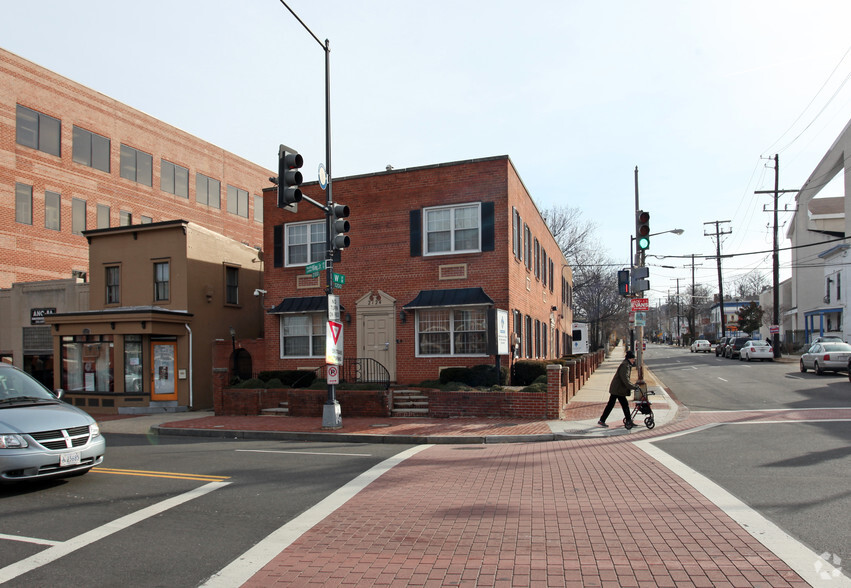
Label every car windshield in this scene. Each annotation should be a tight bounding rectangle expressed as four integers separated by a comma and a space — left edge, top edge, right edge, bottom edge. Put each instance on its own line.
821, 343, 851, 352
0, 368, 57, 403
751, 341, 770, 346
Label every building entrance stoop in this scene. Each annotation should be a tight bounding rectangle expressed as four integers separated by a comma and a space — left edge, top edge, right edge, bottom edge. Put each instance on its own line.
391, 390, 429, 417
260, 401, 289, 416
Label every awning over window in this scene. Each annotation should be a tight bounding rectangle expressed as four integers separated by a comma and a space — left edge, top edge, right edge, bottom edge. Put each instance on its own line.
268, 296, 327, 314
403, 287, 494, 310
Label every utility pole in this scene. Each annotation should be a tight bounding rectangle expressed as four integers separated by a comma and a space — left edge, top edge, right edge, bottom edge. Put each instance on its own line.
685, 254, 702, 340
674, 278, 682, 346
705, 220, 732, 339
755, 154, 797, 358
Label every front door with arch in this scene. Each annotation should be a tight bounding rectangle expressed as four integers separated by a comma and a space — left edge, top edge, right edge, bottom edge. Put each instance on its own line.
151, 341, 178, 402
356, 290, 397, 381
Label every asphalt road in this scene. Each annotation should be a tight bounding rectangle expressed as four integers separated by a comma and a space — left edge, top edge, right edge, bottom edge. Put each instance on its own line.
0, 434, 414, 588
644, 343, 850, 576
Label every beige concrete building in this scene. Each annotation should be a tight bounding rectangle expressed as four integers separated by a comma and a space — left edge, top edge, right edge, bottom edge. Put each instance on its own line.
45, 220, 263, 413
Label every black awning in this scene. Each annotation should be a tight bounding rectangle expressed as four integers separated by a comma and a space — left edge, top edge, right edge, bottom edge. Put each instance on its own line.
268, 296, 327, 314
403, 287, 494, 310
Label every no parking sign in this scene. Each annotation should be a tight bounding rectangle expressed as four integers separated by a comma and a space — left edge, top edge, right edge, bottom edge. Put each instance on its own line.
327, 364, 340, 385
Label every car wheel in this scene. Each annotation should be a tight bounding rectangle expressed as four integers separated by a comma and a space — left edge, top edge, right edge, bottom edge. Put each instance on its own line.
800, 359, 807, 373
746, 353, 752, 362
815, 361, 824, 376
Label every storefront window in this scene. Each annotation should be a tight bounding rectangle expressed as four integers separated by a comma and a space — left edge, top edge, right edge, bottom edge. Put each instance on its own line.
124, 335, 143, 392
61, 335, 114, 393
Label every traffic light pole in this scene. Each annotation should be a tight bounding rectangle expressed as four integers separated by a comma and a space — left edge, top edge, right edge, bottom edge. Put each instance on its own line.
634, 167, 645, 391
280, 1, 341, 428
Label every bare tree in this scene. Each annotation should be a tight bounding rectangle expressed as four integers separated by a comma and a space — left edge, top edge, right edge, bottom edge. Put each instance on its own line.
541, 205, 597, 269
733, 270, 768, 299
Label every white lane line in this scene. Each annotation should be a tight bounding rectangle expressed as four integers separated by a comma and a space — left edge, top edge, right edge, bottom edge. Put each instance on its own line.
717, 377, 728, 382
634, 429, 850, 587
236, 449, 372, 457
0, 481, 229, 584
202, 444, 431, 588
0, 534, 61, 547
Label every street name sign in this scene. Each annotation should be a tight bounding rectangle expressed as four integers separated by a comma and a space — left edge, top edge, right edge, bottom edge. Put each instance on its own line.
305, 260, 326, 276
332, 272, 345, 289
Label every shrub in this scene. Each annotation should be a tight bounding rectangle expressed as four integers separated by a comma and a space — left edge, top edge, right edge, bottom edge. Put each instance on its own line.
265, 378, 285, 389
257, 370, 317, 388
512, 361, 549, 386
439, 365, 507, 387
237, 378, 265, 389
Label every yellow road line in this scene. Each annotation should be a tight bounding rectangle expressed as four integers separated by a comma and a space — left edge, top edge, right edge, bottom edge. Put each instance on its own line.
92, 467, 229, 482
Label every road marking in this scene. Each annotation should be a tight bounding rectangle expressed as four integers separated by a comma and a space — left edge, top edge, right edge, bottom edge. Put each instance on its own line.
0, 481, 229, 584
635, 428, 850, 587
202, 445, 431, 588
235, 449, 372, 457
717, 377, 728, 382
92, 467, 229, 482
0, 534, 61, 547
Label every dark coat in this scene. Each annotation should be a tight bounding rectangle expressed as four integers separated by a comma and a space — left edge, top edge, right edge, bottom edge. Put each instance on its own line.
608, 359, 634, 397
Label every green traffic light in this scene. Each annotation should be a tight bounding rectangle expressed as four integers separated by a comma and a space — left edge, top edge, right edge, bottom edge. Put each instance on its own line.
638, 236, 650, 250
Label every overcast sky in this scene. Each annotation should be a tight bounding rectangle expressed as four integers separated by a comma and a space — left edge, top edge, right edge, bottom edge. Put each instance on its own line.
4, 0, 850, 303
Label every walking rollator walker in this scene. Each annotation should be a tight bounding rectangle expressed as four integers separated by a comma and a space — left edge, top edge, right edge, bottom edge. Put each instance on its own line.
624, 382, 655, 430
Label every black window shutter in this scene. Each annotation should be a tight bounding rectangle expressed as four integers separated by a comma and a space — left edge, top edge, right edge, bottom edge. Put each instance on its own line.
410, 209, 422, 257
273, 225, 283, 267
481, 202, 495, 252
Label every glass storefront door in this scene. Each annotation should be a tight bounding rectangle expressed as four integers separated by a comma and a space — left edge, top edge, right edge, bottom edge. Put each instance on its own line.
151, 341, 177, 401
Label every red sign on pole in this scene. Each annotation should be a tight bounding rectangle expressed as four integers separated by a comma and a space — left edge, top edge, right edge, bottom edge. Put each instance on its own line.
630, 298, 649, 312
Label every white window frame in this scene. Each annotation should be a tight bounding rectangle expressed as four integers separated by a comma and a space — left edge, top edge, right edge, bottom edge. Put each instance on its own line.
423, 202, 481, 256
285, 220, 326, 267
415, 306, 488, 357
279, 313, 326, 358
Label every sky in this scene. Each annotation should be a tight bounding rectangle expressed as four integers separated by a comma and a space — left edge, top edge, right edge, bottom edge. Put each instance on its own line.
3, 0, 851, 305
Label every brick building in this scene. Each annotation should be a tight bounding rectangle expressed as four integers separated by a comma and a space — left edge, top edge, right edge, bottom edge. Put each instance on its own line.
260, 156, 573, 386
1, 47, 270, 290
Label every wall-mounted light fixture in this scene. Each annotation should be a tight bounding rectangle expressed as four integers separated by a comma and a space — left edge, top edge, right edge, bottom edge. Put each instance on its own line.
399, 310, 406, 323
229, 326, 236, 351
345, 313, 351, 324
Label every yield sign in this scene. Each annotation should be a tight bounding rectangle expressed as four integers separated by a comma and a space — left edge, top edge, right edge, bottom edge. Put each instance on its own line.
328, 321, 342, 345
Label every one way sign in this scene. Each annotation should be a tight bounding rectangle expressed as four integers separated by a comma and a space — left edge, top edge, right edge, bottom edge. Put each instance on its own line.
326, 320, 343, 365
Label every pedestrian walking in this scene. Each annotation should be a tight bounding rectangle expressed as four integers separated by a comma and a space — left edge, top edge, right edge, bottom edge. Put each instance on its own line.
598, 350, 636, 428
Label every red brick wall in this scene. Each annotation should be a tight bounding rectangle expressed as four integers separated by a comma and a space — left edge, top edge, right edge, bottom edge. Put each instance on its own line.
1, 49, 270, 288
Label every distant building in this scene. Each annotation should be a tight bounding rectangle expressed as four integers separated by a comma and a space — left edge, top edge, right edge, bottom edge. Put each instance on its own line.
709, 300, 759, 339
1, 47, 270, 289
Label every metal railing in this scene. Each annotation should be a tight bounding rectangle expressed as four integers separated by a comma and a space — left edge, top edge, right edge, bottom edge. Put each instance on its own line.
341, 358, 390, 390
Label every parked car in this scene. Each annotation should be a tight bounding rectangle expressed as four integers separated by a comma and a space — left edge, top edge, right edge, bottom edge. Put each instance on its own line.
690, 339, 711, 353
811, 335, 843, 345
800, 342, 851, 375
725, 337, 751, 359
739, 340, 773, 362
0, 362, 105, 483
715, 337, 731, 356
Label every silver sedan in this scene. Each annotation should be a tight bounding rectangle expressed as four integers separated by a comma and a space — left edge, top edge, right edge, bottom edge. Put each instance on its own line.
0, 363, 105, 483
800, 342, 851, 375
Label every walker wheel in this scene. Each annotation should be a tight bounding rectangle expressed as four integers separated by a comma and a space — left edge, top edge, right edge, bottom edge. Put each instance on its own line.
623, 418, 634, 430
644, 415, 655, 429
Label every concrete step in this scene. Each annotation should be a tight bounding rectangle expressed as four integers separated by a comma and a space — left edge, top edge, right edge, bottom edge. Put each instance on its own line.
261, 407, 289, 416
391, 408, 429, 417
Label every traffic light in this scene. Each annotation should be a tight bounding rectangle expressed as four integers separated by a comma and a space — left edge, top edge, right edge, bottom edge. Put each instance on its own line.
636, 210, 650, 250
277, 144, 304, 208
330, 203, 350, 250
631, 266, 649, 292
618, 269, 630, 296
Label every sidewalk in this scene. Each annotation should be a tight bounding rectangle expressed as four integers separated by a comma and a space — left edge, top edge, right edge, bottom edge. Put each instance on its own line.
99, 345, 678, 443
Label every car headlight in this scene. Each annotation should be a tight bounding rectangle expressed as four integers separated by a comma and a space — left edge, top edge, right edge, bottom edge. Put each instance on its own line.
90, 422, 101, 438
0, 434, 28, 449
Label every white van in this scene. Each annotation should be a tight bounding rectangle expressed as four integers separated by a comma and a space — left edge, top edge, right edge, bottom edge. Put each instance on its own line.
572, 323, 589, 354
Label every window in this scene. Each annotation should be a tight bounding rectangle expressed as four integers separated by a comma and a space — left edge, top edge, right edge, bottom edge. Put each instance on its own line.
514, 310, 522, 357
72, 198, 87, 235
141, 215, 153, 224
549, 260, 555, 293
225, 266, 239, 305
512, 208, 522, 259
154, 261, 170, 301
106, 265, 120, 304
535, 319, 541, 358
120, 210, 132, 226
541, 250, 547, 287
286, 221, 326, 266
524, 224, 532, 270
226, 185, 250, 218
124, 335, 143, 392
280, 313, 325, 357
119, 144, 152, 186
416, 307, 487, 356
97, 204, 111, 229
15, 183, 32, 225
161, 160, 189, 198
542, 323, 548, 358
16, 104, 60, 156
534, 238, 540, 279
45, 191, 60, 231
60, 335, 114, 393
424, 203, 480, 255
196, 173, 221, 208
254, 195, 263, 223
72, 126, 110, 172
